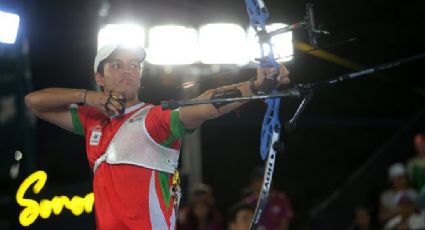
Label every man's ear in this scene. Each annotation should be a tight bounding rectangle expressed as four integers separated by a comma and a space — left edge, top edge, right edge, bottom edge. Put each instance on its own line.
95, 73, 104, 87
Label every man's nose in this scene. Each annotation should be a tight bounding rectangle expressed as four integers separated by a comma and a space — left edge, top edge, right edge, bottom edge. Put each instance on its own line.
122, 65, 132, 74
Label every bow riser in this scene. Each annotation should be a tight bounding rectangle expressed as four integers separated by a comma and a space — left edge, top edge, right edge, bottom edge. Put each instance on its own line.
245, 0, 283, 229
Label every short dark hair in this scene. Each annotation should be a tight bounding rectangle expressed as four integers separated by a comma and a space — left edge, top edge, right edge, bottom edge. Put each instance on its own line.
95, 60, 107, 92
96, 60, 106, 75
228, 202, 255, 224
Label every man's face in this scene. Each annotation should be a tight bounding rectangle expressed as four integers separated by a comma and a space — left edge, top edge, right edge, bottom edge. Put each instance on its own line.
193, 201, 210, 219
392, 175, 408, 189
415, 134, 425, 156
230, 209, 254, 230
95, 49, 142, 99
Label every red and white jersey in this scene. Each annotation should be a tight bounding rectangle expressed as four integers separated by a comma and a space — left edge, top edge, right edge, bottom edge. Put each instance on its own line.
71, 102, 188, 230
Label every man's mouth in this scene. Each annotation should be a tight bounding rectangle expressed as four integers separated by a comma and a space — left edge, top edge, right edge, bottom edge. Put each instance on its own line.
120, 78, 134, 84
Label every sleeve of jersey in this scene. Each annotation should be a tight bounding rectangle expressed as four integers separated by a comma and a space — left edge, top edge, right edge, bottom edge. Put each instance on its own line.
70, 105, 86, 137
144, 105, 188, 149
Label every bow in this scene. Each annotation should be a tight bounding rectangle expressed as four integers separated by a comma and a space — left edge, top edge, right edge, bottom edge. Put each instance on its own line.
244, 0, 283, 229
159, 3, 425, 228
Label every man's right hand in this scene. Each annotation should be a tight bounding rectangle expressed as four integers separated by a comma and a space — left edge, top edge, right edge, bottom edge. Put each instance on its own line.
85, 91, 125, 117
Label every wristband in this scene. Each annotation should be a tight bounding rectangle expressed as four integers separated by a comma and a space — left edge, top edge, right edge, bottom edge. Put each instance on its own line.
78, 90, 88, 105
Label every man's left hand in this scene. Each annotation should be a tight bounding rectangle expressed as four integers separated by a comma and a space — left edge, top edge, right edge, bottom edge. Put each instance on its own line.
254, 64, 290, 90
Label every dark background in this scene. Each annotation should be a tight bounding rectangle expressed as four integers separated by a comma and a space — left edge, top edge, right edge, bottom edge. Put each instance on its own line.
1, 0, 425, 229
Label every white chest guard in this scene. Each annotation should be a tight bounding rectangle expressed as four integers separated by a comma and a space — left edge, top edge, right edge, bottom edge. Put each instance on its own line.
93, 105, 180, 174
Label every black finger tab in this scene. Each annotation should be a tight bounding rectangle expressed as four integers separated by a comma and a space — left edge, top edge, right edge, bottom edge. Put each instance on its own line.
117, 97, 126, 115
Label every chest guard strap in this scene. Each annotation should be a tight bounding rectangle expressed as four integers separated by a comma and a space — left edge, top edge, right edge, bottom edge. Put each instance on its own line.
93, 105, 180, 174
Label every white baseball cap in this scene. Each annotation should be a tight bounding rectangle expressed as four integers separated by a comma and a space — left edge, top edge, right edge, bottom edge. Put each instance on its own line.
388, 163, 406, 180
94, 44, 146, 73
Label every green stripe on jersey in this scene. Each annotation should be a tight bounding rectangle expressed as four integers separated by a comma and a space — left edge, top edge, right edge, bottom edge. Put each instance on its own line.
70, 106, 85, 137
158, 171, 171, 210
160, 110, 186, 148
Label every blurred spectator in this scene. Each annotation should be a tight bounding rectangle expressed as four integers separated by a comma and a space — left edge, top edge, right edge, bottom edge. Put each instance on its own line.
178, 183, 224, 230
242, 166, 293, 230
227, 203, 255, 230
379, 163, 418, 224
346, 206, 375, 230
407, 133, 425, 193
384, 192, 425, 229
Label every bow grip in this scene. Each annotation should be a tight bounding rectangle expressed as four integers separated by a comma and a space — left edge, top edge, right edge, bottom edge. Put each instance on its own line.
257, 72, 278, 95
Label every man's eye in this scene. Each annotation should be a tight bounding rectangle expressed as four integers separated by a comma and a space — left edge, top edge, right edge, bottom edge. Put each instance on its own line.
130, 64, 139, 69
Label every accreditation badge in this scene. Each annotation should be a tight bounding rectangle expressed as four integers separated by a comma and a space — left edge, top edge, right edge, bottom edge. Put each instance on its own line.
89, 125, 103, 146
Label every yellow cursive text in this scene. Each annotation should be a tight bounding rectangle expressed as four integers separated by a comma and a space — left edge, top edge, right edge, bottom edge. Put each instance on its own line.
16, 171, 94, 227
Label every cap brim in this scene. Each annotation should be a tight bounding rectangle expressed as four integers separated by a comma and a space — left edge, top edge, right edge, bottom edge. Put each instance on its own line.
94, 44, 146, 73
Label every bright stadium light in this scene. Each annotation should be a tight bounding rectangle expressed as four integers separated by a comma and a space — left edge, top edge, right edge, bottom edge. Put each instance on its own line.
97, 24, 145, 50
0, 10, 20, 44
147, 25, 198, 65
199, 23, 249, 65
248, 23, 294, 62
